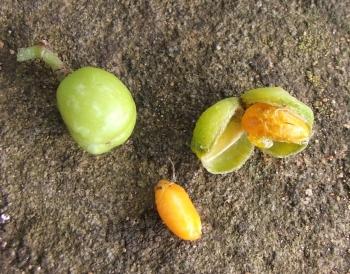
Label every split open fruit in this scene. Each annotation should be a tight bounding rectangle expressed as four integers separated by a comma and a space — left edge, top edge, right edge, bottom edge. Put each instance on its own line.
191, 87, 314, 174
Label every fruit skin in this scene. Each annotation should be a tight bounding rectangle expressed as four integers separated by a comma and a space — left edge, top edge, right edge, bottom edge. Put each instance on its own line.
191, 98, 242, 158
202, 132, 253, 174
191, 97, 254, 174
241, 87, 314, 157
155, 180, 202, 241
57, 67, 137, 154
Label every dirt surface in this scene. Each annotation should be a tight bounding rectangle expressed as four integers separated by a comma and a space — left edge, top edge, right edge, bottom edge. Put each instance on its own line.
1, 0, 349, 273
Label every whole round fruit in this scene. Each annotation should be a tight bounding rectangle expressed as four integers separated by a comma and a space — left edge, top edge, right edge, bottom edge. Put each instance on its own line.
17, 44, 137, 154
57, 67, 137, 154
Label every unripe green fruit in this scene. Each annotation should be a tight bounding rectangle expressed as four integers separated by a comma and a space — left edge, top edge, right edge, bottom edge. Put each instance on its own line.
17, 45, 137, 154
57, 67, 137, 154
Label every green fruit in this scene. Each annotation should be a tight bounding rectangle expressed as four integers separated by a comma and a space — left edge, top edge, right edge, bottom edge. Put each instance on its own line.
57, 67, 137, 154
17, 45, 137, 155
241, 87, 314, 158
191, 98, 254, 174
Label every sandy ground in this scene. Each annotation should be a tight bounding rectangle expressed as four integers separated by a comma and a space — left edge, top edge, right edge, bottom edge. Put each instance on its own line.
0, 0, 349, 273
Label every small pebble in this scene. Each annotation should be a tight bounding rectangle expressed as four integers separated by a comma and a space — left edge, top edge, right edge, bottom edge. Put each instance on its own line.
9, 49, 15, 55
1, 241, 7, 249
137, 180, 147, 188
0, 213, 10, 224
302, 197, 311, 205
305, 189, 313, 196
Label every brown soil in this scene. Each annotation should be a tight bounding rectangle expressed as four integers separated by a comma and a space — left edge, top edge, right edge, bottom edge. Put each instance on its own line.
0, 1, 349, 273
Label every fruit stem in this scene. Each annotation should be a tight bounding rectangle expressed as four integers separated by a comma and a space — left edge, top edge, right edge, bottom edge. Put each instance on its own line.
168, 158, 177, 182
17, 41, 70, 81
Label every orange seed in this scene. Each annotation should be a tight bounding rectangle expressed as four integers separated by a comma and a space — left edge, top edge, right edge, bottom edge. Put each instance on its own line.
155, 179, 202, 241
241, 103, 310, 148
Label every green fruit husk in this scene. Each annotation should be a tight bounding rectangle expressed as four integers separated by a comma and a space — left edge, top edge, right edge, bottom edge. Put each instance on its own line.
261, 142, 308, 158
202, 133, 254, 174
191, 97, 253, 174
191, 98, 241, 158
